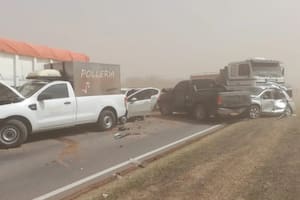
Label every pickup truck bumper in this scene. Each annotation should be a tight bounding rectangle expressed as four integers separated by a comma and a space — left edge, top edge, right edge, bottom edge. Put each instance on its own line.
217, 107, 248, 117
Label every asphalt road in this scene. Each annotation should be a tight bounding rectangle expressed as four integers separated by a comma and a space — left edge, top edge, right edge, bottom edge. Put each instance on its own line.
0, 114, 218, 200
83, 116, 300, 200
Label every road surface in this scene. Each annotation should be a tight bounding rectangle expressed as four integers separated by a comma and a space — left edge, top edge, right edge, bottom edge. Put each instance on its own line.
0, 114, 218, 200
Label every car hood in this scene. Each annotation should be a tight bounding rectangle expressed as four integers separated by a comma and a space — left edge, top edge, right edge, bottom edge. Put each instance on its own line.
0, 81, 25, 100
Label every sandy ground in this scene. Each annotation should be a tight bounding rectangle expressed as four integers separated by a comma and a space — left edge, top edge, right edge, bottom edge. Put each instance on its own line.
75, 111, 300, 200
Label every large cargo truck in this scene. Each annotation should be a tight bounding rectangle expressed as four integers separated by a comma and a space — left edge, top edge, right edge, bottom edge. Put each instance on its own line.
220, 58, 286, 90
44, 62, 121, 96
191, 58, 292, 96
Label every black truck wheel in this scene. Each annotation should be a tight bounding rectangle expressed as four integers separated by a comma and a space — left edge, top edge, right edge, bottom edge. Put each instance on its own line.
194, 104, 207, 121
0, 119, 28, 148
159, 104, 172, 116
98, 109, 117, 131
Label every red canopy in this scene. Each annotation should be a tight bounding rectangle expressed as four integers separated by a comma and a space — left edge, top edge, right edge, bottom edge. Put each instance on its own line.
0, 38, 89, 62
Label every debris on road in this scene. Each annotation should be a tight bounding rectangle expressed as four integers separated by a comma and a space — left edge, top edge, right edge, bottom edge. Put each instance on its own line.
129, 158, 145, 168
113, 130, 142, 140
102, 193, 109, 199
113, 172, 123, 179
118, 126, 129, 131
114, 132, 130, 139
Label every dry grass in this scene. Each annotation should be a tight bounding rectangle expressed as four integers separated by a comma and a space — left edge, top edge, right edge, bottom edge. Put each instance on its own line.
76, 96, 300, 200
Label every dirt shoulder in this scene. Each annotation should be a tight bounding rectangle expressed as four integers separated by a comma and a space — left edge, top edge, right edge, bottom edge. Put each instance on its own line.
75, 113, 300, 200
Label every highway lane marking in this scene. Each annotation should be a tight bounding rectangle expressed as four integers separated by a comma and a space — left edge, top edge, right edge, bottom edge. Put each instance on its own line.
33, 124, 223, 200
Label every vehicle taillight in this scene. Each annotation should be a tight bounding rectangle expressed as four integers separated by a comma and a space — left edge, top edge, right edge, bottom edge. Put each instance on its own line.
217, 95, 222, 105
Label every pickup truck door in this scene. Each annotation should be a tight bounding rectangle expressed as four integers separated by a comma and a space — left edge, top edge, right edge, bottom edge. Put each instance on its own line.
172, 81, 189, 111
35, 83, 76, 129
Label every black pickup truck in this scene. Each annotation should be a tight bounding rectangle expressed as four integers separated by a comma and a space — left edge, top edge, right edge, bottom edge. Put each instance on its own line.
157, 79, 251, 120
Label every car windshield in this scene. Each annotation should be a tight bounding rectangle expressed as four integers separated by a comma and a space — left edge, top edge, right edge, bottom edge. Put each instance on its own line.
17, 81, 47, 98
251, 62, 282, 77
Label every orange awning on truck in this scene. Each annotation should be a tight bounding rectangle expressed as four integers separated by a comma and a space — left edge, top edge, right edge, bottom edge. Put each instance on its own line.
0, 37, 89, 62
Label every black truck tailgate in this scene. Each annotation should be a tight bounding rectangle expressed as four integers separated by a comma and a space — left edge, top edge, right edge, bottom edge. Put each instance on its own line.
218, 91, 251, 108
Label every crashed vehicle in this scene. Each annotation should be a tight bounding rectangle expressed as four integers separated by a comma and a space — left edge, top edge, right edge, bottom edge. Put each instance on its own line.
123, 87, 160, 119
121, 88, 140, 97
0, 62, 127, 148
158, 79, 251, 120
248, 86, 296, 119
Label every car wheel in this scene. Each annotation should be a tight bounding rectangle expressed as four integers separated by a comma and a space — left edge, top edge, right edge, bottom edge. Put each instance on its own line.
98, 110, 117, 131
284, 106, 292, 116
0, 119, 28, 148
194, 104, 207, 121
160, 104, 172, 116
249, 105, 261, 119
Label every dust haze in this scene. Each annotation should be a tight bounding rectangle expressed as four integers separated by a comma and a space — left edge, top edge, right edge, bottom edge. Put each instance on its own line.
1, 0, 300, 89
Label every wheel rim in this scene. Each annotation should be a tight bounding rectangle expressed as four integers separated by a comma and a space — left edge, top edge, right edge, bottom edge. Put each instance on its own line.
250, 106, 260, 119
0, 126, 20, 145
103, 116, 113, 129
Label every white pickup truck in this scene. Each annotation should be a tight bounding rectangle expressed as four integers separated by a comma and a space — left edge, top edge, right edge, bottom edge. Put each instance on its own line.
0, 63, 127, 148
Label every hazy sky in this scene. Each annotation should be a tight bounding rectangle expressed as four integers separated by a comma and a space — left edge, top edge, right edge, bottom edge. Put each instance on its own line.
1, 0, 300, 86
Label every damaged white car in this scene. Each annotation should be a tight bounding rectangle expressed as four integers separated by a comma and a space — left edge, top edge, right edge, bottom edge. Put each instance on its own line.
123, 87, 160, 119
248, 86, 296, 119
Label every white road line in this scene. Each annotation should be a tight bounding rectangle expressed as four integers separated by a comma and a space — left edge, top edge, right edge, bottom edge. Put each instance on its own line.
33, 124, 222, 200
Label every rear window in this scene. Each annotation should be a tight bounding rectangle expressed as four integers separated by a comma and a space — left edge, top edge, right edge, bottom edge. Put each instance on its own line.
192, 79, 216, 90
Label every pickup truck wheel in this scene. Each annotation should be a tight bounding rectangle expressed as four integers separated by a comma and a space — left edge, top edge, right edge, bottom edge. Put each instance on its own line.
249, 105, 261, 119
194, 104, 207, 121
160, 104, 172, 116
0, 119, 28, 148
98, 110, 116, 131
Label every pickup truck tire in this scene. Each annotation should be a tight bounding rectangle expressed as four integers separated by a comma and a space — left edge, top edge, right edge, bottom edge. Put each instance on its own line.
249, 104, 261, 119
98, 110, 117, 131
194, 104, 207, 121
0, 119, 28, 148
159, 104, 172, 116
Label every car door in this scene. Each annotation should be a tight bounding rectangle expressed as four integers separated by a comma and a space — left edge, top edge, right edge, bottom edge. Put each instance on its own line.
273, 89, 288, 112
148, 88, 160, 110
127, 89, 152, 118
260, 90, 275, 113
35, 83, 76, 130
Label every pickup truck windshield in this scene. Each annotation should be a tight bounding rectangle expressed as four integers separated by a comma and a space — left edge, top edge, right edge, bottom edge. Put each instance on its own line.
18, 82, 47, 98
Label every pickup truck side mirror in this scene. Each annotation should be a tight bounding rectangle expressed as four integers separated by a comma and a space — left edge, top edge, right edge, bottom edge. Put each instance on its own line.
38, 93, 52, 101
129, 97, 138, 103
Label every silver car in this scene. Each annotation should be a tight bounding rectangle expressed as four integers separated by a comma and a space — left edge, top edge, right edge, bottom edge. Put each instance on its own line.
248, 86, 296, 119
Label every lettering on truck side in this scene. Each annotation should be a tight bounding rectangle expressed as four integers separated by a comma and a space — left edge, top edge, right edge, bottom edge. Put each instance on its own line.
80, 69, 115, 79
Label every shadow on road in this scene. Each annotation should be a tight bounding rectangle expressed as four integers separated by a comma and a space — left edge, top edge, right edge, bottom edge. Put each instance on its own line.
150, 112, 223, 125
26, 124, 103, 144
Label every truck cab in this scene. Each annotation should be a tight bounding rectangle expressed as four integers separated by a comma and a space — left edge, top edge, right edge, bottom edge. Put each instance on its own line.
220, 58, 285, 90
